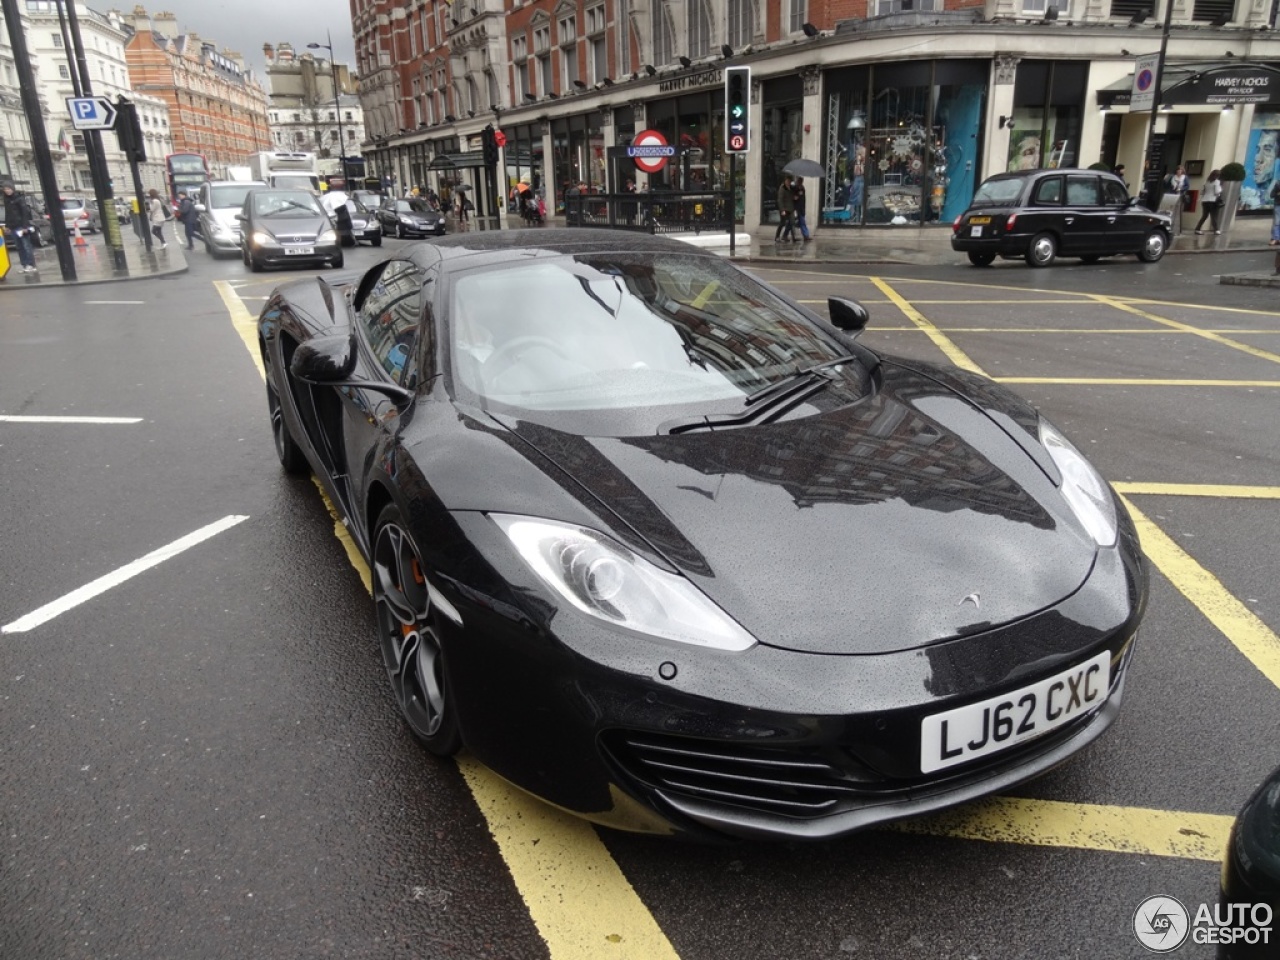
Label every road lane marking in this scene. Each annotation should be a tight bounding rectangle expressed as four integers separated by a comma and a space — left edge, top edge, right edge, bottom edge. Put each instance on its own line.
0, 415, 143, 423
83, 300, 146, 304
214, 280, 265, 379
896, 797, 1233, 862
996, 377, 1280, 387
1122, 495, 1280, 690
1093, 296, 1280, 365
2, 515, 249, 634
871, 277, 987, 375
1114, 483, 1280, 499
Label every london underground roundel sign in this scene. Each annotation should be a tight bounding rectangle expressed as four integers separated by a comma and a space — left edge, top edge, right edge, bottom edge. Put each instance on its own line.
628, 129, 675, 174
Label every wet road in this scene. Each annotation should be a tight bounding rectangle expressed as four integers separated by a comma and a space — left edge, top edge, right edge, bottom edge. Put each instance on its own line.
1, 236, 1277, 959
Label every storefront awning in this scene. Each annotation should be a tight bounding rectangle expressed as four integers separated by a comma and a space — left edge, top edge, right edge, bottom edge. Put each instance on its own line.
1098, 62, 1280, 108
428, 152, 488, 170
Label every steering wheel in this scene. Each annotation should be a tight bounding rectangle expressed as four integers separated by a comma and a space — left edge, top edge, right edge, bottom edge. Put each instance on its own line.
482, 335, 570, 383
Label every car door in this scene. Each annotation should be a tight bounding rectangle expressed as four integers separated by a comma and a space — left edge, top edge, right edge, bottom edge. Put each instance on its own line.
341, 258, 434, 526
1100, 177, 1142, 253
1061, 175, 1105, 255
377, 198, 395, 232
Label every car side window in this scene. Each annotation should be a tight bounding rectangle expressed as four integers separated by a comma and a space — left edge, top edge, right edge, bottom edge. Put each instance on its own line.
1102, 180, 1128, 206
1032, 177, 1062, 205
1066, 176, 1101, 206
359, 260, 429, 387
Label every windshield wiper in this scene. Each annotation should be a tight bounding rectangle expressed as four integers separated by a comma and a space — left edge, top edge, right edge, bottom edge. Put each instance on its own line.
744, 355, 857, 406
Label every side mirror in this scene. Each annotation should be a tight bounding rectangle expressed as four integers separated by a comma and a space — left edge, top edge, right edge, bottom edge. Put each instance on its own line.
234, 213, 246, 222
828, 297, 870, 335
194, 203, 206, 213
290, 333, 357, 383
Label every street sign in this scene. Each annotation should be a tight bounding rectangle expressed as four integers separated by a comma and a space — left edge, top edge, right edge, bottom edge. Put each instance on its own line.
66, 96, 118, 131
1130, 54, 1160, 112
627, 130, 674, 174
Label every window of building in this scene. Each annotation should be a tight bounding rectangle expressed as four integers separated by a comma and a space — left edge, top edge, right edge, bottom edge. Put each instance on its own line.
52, 33, 62, 47
534, 24, 550, 52
540, 54, 553, 94
873, 0, 939, 12
1109, 0, 1156, 18
653, 1, 675, 65
727, 0, 752, 48
1191, 0, 1232, 21
616, 0, 632, 75
1023, 0, 1070, 12
517, 60, 530, 99
688, 0, 710, 57
788, 0, 805, 33
558, 14, 576, 43
591, 34, 607, 83
58, 64, 69, 79
562, 45, 578, 88
513, 34, 527, 60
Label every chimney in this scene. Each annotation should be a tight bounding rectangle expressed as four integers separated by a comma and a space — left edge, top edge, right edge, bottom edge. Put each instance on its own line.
152, 10, 178, 39
263, 43, 274, 63
129, 4, 151, 33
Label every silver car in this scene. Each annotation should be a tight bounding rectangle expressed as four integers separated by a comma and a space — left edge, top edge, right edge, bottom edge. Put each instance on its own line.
196, 180, 267, 257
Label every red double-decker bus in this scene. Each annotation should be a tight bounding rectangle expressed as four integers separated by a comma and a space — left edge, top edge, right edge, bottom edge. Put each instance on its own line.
165, 153, 210, 205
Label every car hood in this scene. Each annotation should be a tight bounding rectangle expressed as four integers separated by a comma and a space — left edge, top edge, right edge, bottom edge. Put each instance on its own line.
493, 363, 1100, 656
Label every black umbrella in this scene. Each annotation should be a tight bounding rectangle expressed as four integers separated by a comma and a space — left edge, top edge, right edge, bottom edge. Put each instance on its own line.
782, 158, 825, 179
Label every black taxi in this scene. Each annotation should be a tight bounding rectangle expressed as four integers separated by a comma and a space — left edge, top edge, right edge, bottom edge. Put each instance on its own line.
951, 168, 1172, 268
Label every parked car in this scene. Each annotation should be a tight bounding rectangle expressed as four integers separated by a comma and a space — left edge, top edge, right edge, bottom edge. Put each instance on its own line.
236, 188, 342, 272
376, 196, 447, 238
59, 196, 102, 234
321, 192, 382, 247
196, 179, 267, 257
256, 229, 1147, 841
951, 168, 1172, 267
1, 195, 54, 248
1218, 764, 1280, 958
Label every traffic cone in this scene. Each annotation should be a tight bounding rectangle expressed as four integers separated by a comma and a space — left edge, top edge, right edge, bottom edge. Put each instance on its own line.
73, 223, 87, 249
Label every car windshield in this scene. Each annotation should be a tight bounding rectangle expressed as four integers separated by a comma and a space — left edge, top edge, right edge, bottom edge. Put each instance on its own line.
970, 177, 1028, 206
395, 199, 436, 215
60, 199, 84, 211
449, 252, 868, 418
210, 185, 256, 209
252, 191, 324, 218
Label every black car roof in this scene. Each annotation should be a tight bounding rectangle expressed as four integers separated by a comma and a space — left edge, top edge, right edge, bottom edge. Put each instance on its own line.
404, 228, 721, 270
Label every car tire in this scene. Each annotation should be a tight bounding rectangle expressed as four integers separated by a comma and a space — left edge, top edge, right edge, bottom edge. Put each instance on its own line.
1028, 232, 1058, 268
1137, 229, 1168, 263
266, 378, 308, 475
396, 222, 405, 239
249, 255, 263, 272
1080, 255, 1101, 264
371, 235, 382, 247
967, 252, 996, 267
372, 504, 462, 757
331, 253, 345, 269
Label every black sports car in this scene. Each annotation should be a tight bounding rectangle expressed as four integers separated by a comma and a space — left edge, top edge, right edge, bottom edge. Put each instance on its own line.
257, 230, 1147, 840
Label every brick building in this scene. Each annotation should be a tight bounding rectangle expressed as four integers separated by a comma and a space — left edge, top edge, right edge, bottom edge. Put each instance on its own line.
118, 5, 271, 178
353, 0, 1280, 229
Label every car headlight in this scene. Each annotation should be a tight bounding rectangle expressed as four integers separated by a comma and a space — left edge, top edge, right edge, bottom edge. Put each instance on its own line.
491, 515, 757, 651
317, 229, 337, 244
399, 215, 415, 224
250, 231, 277, 247
210, 223, 229, 237
1039, 419, 1118, 547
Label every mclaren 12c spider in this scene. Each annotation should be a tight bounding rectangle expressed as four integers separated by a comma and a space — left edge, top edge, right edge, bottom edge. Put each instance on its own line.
257, 229, 1147, 841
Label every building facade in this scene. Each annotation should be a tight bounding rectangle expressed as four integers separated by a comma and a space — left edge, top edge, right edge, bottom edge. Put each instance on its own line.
119, 6, 271, 179
353, 0, 1280, 228
264, 43, 366, 164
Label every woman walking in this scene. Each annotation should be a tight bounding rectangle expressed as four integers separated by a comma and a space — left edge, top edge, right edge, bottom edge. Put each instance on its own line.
146, 188, 168, 248
1193, 169, 1223, 235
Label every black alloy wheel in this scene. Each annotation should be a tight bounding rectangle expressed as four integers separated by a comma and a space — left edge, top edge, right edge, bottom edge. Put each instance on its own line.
265, 376, 308, 474
967, 251, 996, 267
372, 505, 461, 756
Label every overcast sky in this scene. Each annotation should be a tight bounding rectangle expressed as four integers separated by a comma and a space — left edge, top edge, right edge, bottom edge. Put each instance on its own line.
124, 0, 358, 77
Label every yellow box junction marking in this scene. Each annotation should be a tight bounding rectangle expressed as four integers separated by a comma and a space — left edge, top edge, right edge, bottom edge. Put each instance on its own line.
1093, 296, 1280, 366
871, 277, 987, 375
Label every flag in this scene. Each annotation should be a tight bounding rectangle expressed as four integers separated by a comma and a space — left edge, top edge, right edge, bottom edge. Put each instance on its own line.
57, 128, 73, 153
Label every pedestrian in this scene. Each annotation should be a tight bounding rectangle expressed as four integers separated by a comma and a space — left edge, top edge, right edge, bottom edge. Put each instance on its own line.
1270, 179, 1280, 248
1163, 164, 1190, 232
623, 177, 637, 225
774, 174, 795, 243
176, 190, 199, 249
1193, 169, 1223, 235
792, 176, 811, 242
146, 188, 168, 248
2, 181, 40, 273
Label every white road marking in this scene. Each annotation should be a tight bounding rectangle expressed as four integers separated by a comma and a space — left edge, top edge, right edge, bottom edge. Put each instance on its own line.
0, 415, 143, 424
1, 515, 249, 634
83, 300, 146, 304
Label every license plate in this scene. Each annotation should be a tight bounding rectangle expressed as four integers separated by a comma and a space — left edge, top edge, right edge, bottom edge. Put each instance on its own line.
284, 245, 314, 255
919, 650, 1110, 773
969, 216, 991, 224
969, 226, 984, 237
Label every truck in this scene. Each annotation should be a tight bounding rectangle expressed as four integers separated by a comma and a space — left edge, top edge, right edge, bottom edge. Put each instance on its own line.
248, 151, 321, 193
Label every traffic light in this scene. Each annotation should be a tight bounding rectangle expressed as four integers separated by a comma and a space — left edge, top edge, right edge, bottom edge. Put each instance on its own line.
114, 97, 146, 163
724, 66, 750, 153
482, 125, 498, 166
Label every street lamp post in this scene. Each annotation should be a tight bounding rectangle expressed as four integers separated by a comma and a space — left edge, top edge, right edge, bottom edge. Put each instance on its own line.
307, 31, 346, 185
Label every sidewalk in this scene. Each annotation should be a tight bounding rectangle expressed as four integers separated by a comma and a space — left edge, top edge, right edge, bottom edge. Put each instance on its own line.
1, 221, 188, 289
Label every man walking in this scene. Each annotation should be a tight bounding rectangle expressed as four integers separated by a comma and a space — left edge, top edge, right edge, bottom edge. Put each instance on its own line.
792, 176, 811, 242
774, 174, 795, 243
176, 190, 199, 250
2, 182, 40, 273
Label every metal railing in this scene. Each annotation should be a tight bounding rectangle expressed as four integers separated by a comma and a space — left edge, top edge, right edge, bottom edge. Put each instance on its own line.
564, 190, 736, 235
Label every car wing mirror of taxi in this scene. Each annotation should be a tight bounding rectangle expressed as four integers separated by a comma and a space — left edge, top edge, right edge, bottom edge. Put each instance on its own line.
828, 297, 870, 335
